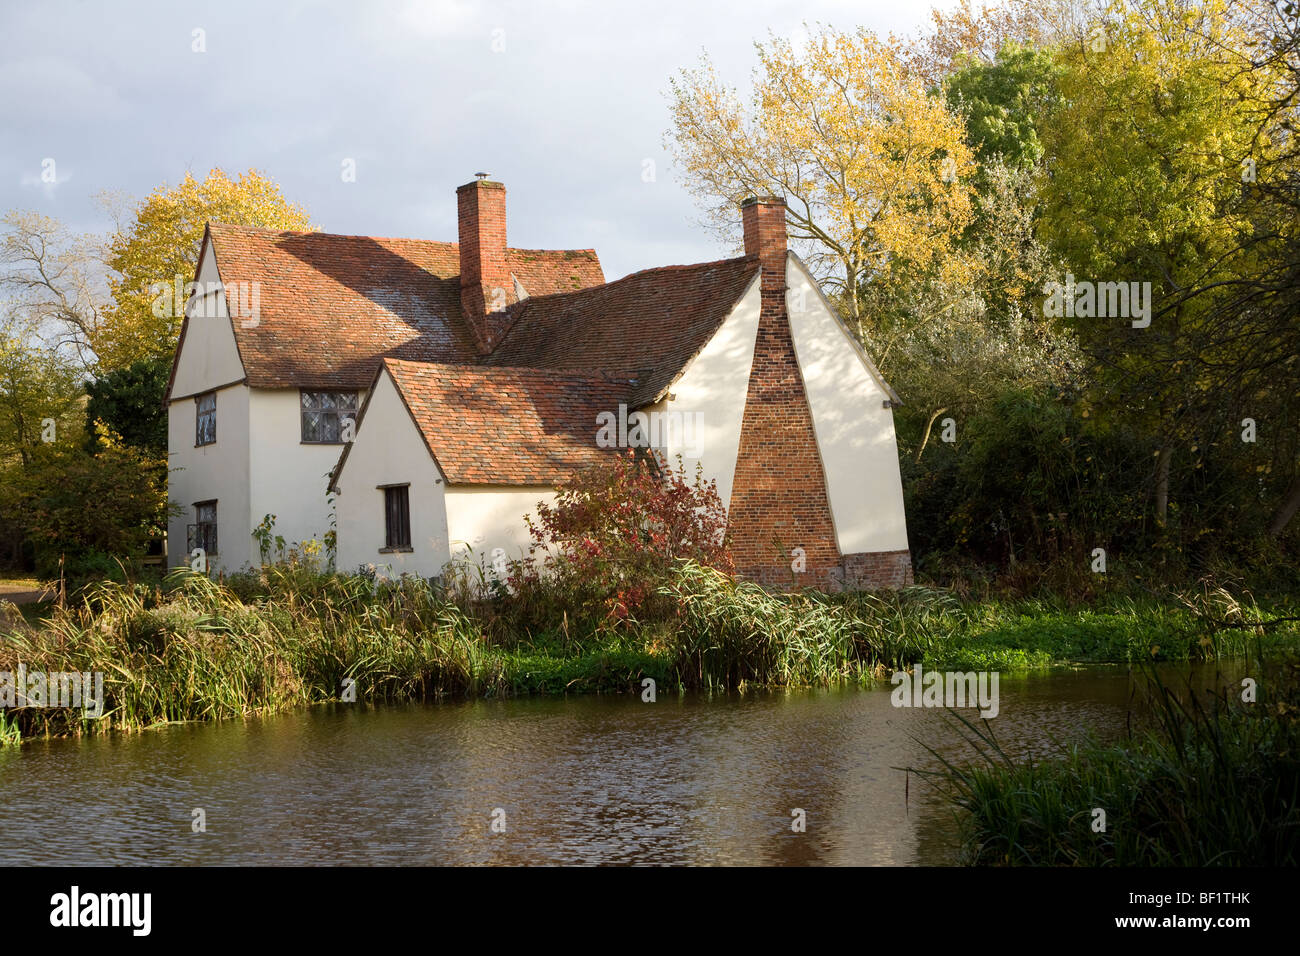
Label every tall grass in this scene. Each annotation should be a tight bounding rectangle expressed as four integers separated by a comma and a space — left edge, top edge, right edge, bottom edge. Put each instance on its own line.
921, 656, 1300, 866
2, 561, 1297, 743
660, 561, 946, 685
0, 568, 497, 740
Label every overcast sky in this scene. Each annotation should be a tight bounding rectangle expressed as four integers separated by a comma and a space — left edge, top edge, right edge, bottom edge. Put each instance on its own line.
2, 0, 961, 281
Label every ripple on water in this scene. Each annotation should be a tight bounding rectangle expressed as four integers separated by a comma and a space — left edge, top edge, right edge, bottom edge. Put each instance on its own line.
0, 664, 1245, 865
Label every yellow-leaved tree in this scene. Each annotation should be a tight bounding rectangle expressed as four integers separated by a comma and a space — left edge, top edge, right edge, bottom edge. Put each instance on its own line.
94, 168, 311, 370
666, 23, 976, 334
1037, 0, 1287, 525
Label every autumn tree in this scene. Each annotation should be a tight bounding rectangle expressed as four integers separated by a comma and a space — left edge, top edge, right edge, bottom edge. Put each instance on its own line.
514, 451, 732, 621
0, 211, 108, 370
1158, 0, 1300, 537
869, 40, 1076, 460
94, 167, 311, 370
907, 0, 1069, 88
666, 23, 976, 333
1038, 0, 1289, 527
0, 311, 88, 567
0, 312, 84, 470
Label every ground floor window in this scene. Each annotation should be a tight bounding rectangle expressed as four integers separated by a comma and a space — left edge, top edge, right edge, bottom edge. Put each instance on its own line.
188, 500, 218, 555
381, 484, 410, 551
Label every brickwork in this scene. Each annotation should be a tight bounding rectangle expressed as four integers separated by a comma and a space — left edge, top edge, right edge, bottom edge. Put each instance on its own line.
456, 179, 514, 352
728, 197, 843, 587
834, 550, 914, 590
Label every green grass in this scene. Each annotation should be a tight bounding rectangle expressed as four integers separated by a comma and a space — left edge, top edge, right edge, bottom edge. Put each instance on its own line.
499, 648, 671, 695
920, 656, 1300, 866
0, 576, 44, 591
918, 593, 1300, 671
1, 561, 1297, 743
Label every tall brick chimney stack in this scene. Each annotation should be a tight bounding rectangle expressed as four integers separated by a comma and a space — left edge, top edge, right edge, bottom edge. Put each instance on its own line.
730, 192, 843, 588
457, 177, 511, 353
741, 195, 787, 295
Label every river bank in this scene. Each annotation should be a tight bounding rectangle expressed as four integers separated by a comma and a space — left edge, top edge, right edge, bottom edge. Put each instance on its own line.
2, 562, 1298, 743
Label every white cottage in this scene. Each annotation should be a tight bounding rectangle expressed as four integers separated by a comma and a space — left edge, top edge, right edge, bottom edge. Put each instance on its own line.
164, 180, 603, 572
167, 179, 912, 589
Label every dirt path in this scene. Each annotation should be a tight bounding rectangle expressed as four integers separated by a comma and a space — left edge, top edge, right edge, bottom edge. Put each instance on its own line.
0, 583, 55, 605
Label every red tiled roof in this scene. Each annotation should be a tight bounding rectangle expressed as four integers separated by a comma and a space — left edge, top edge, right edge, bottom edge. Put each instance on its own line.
377, 358, 628, 485
187, 223, 604, 392
487, 256, 760, 408
178, 222, 771, 487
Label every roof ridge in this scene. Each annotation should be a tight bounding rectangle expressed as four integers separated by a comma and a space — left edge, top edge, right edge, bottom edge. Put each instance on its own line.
507, 253, 754, 307
486, 254, 756, 358
489, 253, 756, 348
208, 221, 599, 257
384, 356, 628, 385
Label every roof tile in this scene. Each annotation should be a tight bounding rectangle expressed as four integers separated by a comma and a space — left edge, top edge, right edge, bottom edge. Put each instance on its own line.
380, 359, 627, 485
201, 223, 604, 390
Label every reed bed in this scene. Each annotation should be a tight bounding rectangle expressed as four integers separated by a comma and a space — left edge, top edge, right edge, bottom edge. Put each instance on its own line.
659, 560, 943, 686
920, 656, 1300, 866
0, 568, 499, 740
1, 562, 1296, 743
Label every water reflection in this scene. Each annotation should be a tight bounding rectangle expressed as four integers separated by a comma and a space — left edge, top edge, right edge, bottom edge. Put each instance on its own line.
0, 663, 1247, 865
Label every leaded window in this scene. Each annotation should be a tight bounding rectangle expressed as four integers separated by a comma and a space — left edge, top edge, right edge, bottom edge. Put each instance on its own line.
300, 391, 359, 443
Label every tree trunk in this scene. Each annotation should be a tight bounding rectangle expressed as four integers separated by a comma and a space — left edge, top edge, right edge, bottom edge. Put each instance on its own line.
1154, 443, 1173, 526
1268, 472, 1300, 537
915, 407, 948, 464
845, 261, 861, 337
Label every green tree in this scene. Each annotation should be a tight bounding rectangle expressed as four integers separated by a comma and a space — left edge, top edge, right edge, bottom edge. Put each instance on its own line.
1038, 0, 1284, 526
3, 425, 173, 583
945, 43, 1061, 171
84, 356, 170, 454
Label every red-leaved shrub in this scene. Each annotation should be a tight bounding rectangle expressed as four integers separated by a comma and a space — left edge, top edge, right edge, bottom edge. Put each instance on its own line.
513, 450, 732, 621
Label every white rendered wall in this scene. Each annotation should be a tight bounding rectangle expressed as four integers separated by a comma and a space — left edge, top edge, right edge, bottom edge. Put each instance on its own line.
333, 370, 449, 577
169, 245, 246, 399
167, 383, 253, 572
658, 276, 760, 508
444, 487, 556, 576
785, 254, 910, 554
247, 388, 365, 561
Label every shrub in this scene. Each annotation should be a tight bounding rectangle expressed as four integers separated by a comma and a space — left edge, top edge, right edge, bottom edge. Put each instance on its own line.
514, 450, 732, 622
2, 429, 173, 588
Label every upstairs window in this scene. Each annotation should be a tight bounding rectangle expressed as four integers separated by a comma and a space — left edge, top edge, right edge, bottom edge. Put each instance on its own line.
195, 392, 216, 446
187, 500, 218, 556
382, 484, 411, 551
301, 391, 358, 443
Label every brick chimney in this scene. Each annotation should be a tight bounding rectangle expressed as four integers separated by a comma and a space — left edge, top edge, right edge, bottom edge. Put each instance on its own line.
457, 177, 511, 353
741, 195, 787, 294
729, 192, 842, 589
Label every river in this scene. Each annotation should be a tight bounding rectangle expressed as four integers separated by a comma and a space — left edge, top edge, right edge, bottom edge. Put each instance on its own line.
0, 664, 1241, 865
